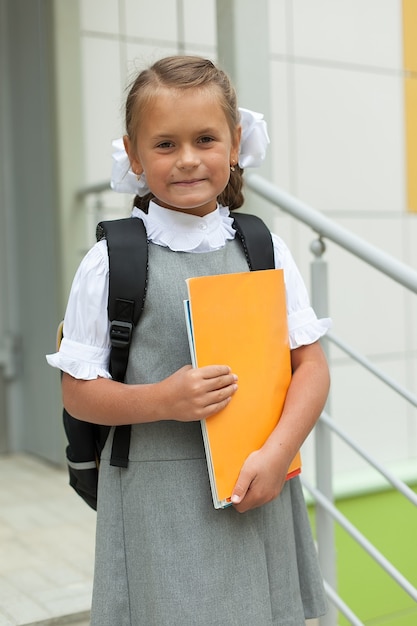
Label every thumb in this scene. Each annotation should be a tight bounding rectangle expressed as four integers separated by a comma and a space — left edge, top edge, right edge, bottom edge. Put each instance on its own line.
231, 464, 254, 505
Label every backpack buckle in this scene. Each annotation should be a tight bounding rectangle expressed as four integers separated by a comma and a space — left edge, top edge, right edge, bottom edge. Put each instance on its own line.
110, 320, 133, 348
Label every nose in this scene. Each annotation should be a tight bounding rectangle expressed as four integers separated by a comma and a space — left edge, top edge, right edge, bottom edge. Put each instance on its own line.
176, 145, 200, 169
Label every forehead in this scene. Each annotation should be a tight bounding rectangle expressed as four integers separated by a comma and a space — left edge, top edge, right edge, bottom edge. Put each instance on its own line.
139, 86, 231, 133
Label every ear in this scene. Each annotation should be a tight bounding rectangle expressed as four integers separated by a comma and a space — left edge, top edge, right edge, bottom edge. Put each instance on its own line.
123, 135, 143, 176
230, 125, 242, 166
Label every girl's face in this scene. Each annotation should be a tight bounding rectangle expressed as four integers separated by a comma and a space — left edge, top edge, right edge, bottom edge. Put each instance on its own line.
124, 87, 241, 217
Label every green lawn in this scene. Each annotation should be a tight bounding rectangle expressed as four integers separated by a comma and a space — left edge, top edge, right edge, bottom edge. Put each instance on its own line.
308, 486, 417, 625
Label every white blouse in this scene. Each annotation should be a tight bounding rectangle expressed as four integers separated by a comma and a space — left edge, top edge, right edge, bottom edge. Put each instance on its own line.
47, 202, 331, 380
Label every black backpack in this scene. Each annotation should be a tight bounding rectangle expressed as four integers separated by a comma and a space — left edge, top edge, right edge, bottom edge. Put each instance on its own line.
62, 212, 275, 510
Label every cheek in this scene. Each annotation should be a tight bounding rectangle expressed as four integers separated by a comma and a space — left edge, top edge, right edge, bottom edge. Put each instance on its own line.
208, 151, 230, 175
141, 157, 167, 179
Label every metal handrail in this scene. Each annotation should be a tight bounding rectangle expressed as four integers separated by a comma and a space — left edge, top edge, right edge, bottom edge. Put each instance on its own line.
76, 181, 110, 198
246, 173, 417, 294
322, 581, 365, 626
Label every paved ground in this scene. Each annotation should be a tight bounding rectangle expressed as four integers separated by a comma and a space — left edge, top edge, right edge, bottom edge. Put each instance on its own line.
0, 454, 95, 626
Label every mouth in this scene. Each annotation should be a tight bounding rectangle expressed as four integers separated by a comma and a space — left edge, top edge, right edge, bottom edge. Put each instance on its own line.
172, 179, 206, 187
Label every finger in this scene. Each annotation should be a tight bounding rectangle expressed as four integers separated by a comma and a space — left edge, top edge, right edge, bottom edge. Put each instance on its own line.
203, 395, 233, 418
200, 365, 233, 379
202, 381, 238, 415
209, 381, 238, 403
203, 373, 238, 394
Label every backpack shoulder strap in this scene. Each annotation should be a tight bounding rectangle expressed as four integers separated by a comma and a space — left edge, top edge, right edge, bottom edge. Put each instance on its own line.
96, 217, 148, 382
96, 217, 148, 469
230, 212, 275, 270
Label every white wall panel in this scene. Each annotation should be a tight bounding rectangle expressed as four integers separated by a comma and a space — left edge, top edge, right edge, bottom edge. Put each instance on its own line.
80, 0, 120, 34
124, 0, 178, 41
81, 38, 122, 184
268, 0, 287, 56
293, 64, 405, 213
405, 215, 417, 269
270, 60, 292, 191
183, 0, 216, 48
291, 0, 403, 70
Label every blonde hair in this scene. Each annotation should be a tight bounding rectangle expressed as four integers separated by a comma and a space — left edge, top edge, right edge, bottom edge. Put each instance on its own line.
125, 55, 244, 211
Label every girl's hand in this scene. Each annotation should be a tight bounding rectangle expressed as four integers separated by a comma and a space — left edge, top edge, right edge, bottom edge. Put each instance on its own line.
157, 364, 238, 422
230, 445, 289, 513
62, 364, 237, 426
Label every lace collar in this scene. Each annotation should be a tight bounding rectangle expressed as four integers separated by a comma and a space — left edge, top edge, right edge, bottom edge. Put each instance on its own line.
131, 201, 236, 252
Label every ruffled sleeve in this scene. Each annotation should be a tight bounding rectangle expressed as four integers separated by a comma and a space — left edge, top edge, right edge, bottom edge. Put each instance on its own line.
46, 240, 112, 379
272, 233, 331, 349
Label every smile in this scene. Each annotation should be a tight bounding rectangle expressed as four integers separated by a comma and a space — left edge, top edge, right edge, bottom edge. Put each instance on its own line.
172, 179, 206, 186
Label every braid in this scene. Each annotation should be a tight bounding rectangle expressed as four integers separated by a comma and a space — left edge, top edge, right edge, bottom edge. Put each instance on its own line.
219, 166, 244, 211
133, 193, 153, 213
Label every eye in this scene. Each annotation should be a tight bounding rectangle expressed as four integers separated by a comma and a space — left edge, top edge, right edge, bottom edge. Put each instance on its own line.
198, 136, 214, 144
156, 140, 174, 149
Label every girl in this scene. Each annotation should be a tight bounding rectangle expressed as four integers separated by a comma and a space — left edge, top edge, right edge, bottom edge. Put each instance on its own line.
48, 56, 330, 625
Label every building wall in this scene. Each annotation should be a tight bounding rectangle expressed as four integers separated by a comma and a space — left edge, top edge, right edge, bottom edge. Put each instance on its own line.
65, 0, 417, 489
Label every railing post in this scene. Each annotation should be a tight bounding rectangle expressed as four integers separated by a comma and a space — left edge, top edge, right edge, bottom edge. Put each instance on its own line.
310, 237, 337, 626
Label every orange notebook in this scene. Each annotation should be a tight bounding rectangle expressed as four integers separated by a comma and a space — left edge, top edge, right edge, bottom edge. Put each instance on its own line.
184, 269, 301, 509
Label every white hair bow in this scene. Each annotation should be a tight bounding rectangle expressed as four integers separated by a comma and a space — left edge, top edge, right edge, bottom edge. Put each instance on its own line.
110, 107, 270, 196
237, 108, 270, 168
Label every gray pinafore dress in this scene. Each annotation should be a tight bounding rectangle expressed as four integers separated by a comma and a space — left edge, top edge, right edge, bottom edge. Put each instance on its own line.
91, 240, 327, 626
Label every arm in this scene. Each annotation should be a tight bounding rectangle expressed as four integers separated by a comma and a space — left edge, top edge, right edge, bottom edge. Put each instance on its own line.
231, 340, 330, 513
62, 364, 238, 425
